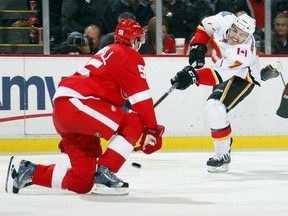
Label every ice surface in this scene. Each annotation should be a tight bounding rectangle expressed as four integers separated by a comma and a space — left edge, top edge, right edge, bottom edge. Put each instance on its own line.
1, 151, 288, 216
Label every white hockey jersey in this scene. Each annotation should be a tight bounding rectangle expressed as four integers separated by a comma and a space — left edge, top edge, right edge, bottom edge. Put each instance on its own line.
195, 11, 261, 85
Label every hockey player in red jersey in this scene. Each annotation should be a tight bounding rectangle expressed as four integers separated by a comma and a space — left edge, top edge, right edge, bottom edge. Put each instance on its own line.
11, 19, 165, 195
171, 12, 260, 173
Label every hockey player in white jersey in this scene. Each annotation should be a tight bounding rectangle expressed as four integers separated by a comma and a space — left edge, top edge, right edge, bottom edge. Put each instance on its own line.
171, 11, 260, 172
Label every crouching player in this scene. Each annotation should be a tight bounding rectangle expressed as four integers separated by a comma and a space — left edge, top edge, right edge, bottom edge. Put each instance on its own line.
9, 19, 165, 195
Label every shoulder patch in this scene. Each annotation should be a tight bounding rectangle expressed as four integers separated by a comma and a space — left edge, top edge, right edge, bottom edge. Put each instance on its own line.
220, 11, 233, 17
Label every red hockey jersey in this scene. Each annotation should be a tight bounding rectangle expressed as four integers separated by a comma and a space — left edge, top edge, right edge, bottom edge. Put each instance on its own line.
53, 43, 157, 129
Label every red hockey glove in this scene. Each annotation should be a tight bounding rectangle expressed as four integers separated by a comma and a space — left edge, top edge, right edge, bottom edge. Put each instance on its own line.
139, 125, 165, 154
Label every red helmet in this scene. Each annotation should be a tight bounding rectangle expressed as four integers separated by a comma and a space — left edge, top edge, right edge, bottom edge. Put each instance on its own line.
115, 19, 144, 46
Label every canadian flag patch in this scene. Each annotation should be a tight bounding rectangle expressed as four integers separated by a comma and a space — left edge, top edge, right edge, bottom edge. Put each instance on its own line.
237, 48, 247, 57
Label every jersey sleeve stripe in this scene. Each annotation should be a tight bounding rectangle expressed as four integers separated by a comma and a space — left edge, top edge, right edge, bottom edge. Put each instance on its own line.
87, 58, 103, 68
77, 67, 90, 76
129, 89, 152, 105
212, 69, 223, 85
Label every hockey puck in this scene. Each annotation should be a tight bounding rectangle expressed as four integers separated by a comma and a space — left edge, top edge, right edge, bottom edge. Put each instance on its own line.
131, 162, 141, 168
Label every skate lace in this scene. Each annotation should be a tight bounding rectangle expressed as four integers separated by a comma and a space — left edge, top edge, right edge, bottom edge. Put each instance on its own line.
105, 170, 121, 182
98, 166, 123, 183
213, 154, 230, 162
14, 161, 35, 188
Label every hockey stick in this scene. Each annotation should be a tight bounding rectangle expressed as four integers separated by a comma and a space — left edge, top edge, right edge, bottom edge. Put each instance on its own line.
279, 69, 286, 87
134, 63, 198, 152
262, 61, 287, 85
133, 83, 178, 152
275, 61, 288, 118
153, 61, 198, 107
153, 62, 196, 108
153, 83, 178, 108
276, 61, 286, 86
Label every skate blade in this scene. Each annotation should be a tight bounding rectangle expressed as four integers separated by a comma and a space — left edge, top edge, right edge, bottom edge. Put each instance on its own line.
207, 164, 229, 173
91, 183, 129, 196
5, 156, 33, 194
5, 156, 17, 193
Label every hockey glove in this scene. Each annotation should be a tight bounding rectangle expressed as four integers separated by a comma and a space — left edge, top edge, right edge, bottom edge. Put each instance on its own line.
188, 43, 207, 68
170, 65, 199, 90
260, 64, 280, 81
140, 125, 165, 154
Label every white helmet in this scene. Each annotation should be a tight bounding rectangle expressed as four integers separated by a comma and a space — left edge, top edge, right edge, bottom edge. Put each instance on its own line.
234, 14, 256, 37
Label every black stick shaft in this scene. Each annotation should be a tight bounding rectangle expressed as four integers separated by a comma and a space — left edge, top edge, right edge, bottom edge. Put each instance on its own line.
279, 72, 286, 87
134, 83, 178, 152
153, 83, 178, 108
276, 61, 286, 86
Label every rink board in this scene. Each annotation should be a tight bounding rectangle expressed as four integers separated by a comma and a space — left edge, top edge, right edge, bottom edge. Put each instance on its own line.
0, 56, 287, 152
0, 136, 288, 152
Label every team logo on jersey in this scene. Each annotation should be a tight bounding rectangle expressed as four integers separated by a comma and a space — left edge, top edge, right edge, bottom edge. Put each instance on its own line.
237, 48, 247, 57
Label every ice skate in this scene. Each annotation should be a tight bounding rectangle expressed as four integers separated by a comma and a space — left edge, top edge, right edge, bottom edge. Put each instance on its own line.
207, 154, 231, 173
12, 160, 37, 193
91, 166, 129, 196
